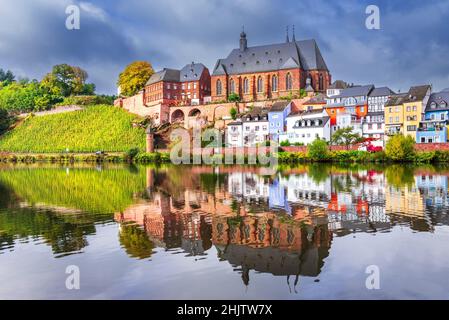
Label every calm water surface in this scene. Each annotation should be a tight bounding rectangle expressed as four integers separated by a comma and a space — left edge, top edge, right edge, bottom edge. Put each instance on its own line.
0, 163, 449, 299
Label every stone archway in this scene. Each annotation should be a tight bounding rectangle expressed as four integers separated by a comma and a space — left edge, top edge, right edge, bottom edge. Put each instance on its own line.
171, 109, 185, 123
188, 108, 201, 117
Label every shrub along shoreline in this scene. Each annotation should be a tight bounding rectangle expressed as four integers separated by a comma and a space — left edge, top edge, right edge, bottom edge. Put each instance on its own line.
0, 152, 171, 164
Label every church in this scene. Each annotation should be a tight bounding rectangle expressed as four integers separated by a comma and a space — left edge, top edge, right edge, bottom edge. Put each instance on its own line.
211, 28, 331, 102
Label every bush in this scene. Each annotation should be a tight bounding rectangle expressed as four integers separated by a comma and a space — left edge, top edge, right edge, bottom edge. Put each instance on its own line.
126, 147, 140, 161
307, 139, 329, 161
55, 95, 115, 106
280, 140, 291, 147
434, 150, 449, 163
230, 107, 237, 120
228, 93, 240, 102
414, 151, 436, 164
385, 134, 415, 161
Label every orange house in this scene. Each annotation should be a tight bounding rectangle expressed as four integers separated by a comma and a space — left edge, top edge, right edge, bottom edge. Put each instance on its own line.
325, 103, 368, 126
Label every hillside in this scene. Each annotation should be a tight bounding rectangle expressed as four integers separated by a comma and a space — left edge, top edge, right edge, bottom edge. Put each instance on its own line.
0, 105, 146, 153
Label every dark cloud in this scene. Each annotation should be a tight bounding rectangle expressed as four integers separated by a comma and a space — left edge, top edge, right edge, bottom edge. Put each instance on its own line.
0, 0, 448, 94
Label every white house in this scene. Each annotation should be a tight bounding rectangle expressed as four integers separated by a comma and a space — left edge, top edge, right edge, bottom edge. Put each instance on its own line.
226, 110, 269, 147
362, 87, 394, 142
280, 109, 331, 145
335, 112, 363, 136
226, 121, 243, 147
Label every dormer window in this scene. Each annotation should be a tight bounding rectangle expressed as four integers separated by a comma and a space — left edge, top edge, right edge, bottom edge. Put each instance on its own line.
440, 101, 447, 108
256, 61, 260, 64
431, 102, 437, 109
268, 60, 272, 64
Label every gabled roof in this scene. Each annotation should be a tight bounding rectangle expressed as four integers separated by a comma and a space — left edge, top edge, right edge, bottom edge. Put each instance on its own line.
145, 62, 208, 85
369, 86, 395, 97
425, 90, 449, 112
386, 93, 408, 106
336, 85, 374, 98
146, 68, 180, 85
180, 63, 207, 82
304, 93, 327, 104
212, 39, 328, 76
269, 101, 291, 112
402, 85, 431, 103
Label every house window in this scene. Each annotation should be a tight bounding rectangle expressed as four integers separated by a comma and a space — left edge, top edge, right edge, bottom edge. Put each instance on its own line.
243, 78, 249, 94
421, 137, 426, 143
395, 116, 399, 122
441, 113, 446, 120
255, 126, 260, 131
194, 83, 197, 89
229, 79, 235, 93
257, 76, 263, 93
216, 79, 222, 95
262, 125, 267, 131
286, 73, 292, 90
407, 125, 417, 131
272, 75, 278, 92
182, 84, 186, 90
413, 106, 417, 111
245, 126, 250, 131
407, 106, 411, 112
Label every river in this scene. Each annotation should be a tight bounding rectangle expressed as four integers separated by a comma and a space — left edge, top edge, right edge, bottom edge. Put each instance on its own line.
0, 163, 448, 299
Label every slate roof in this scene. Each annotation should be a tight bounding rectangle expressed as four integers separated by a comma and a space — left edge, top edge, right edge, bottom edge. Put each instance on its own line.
334, 85, 374, 98
304, 93, 327, 104
212, 39, 328, 76
269, 101, 291, 112
287, 108, 325, 118
146, 68, 180, 85
385, 93, 408, 107
402, 85, 431, 103
369, 86, 395, 97
425, 90, 449, 112
146, 62, 207, 85
329, 80, 348, 90
180, 63, 207, 82
293, 116, 330, 128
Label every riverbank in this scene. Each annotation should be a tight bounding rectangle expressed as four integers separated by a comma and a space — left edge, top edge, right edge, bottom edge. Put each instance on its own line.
2, 149, 449, 165
0, 152, 171, 164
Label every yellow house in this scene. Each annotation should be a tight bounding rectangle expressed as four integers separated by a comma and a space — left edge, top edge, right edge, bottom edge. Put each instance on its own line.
385, 85, 431, 140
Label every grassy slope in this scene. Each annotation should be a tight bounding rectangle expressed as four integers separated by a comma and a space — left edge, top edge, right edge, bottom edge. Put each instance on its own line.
0, 105, 146, 153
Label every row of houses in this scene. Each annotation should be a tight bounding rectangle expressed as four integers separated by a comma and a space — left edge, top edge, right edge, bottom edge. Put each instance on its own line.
226, 81, 449, 147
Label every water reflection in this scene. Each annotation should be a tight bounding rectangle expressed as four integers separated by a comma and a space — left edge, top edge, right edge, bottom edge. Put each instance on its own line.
1, 163, 449, 294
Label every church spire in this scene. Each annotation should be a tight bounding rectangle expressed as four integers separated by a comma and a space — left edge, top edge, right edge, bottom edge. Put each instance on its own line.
292, 25, 296, 42
286, 25, 290, 43
240, 26, 247, 52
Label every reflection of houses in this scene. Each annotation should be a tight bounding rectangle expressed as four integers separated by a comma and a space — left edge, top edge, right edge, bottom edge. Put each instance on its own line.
416, 175, 449, 208
385, 185, 425, 218
280, 173, 332, 207
212, 214, 332, 284
228, 172, 269, 201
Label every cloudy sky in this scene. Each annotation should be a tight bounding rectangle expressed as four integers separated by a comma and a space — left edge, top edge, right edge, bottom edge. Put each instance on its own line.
1, 0, 449, 94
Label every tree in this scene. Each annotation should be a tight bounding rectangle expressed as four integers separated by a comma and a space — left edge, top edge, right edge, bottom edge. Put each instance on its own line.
230, 107, 237, 120
0, 108, 13, 134
307, 138, 329, 161
385, 134, 415, 161
331, 127, 364, 149
41, 64, 92, 97
0, 69, 15, 83
117, 61, 154, 97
